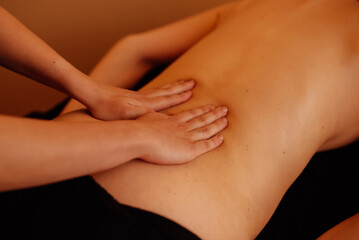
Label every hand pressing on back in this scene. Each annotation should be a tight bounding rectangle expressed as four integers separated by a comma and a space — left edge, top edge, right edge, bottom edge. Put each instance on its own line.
136, 105, 229, 165
40, 103, 228, 192
87, 79, 196, 120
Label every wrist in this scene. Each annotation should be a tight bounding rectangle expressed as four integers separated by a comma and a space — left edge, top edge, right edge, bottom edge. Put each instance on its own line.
45, 56, 99, 105
106, 120, 150, 162
129, 120, 160, 161
74, 120, 147, 171
65, 70, 104, 110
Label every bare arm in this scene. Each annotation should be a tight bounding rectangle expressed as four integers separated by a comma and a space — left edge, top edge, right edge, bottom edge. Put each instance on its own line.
0, 6, 98, 108
0, 104, 227, 192
0, 4, 233, 192
0, 114, 141, 191
91, 1, 237, 87
127, 1, 238, 67
0, 6, 196, 120
63, 1, 238, 113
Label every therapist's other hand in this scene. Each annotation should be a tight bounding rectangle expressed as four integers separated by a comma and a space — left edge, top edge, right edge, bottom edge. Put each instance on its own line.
137, 105, 228, 165
88, 79, 195, 120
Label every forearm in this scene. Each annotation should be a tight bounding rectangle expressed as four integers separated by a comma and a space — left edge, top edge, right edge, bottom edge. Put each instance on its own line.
90, 36, 156, 89
61, 1, 238, 114
61, 36, 163, 114
0, 6, 99, 108
0, 114, 144, 192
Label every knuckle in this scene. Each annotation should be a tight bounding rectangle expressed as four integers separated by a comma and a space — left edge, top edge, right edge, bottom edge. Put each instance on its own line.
174, 94, 185, 101
199, 127, 211, 136
163, 94, 171, 100
188, 109, 199, 116
169, 82, 180, 88
178, 122, 188, 129
188, 142, 197, 152
153, 89, 165, 96
161, 82, 172, 88
174, 94, 185, 100
215, 119, 224, 127
202, 140, 211, 150
213, 136, 221, 145
197, 116, 207, 124
215, 118, 226, 128
160, 95, 172, 103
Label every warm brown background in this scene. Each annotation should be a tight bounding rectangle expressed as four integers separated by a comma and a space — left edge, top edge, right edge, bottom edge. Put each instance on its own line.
0, 0, 231, 116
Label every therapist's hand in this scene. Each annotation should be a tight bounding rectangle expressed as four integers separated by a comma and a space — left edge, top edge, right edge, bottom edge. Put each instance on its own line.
137, 105, 229, 165
87, 79, 195, 120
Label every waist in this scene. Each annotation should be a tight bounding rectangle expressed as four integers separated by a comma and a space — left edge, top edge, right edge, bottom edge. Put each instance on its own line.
92, 119, 319, 239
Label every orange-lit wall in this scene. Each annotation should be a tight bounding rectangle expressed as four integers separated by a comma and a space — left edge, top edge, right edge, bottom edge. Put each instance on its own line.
0, 0, 231, 116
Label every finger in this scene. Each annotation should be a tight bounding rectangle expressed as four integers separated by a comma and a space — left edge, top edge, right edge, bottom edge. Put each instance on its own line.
190, 117, 228, 141
192, 134, 224, 157
173, 105, 216, 122
145, 91, 193, 111
144, 79, 195, 97
186, 106, 228, 131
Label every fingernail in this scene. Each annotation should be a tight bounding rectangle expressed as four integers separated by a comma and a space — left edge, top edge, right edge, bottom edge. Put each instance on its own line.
219, 135, 224, 140
222, 118, 228, 123
222, 107, 228, 113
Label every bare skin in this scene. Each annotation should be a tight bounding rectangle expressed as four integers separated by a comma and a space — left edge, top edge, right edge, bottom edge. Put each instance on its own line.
0, 101, 227, 192
318, 213, 359, 240
63, 0, 359, 239
0, 5, 229, 191
0, 5, 198, 120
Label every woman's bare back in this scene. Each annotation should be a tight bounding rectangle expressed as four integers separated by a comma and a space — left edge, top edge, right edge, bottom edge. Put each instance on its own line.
93, 0, 359, 239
